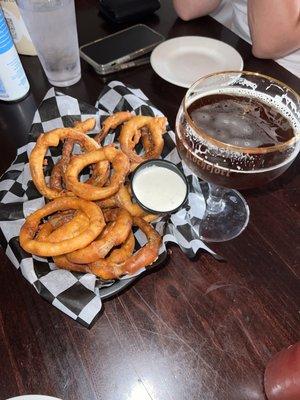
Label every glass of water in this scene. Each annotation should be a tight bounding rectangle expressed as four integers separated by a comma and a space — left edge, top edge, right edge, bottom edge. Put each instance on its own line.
17, 0, 81, 87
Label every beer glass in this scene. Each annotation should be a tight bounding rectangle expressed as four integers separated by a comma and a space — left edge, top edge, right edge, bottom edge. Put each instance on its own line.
176, 71, 300, 242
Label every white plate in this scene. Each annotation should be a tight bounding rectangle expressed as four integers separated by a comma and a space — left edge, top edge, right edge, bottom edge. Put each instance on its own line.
150, 36, 244, 88
7, 396, 61, 400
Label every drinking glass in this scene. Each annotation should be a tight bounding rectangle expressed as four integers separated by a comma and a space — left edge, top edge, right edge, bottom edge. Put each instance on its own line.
176, 71, 300, 242
17, 0, 81, 87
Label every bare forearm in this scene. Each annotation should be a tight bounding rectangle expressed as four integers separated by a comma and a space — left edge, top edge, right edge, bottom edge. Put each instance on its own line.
248, 0, 300, 59
172, 0, 221, 21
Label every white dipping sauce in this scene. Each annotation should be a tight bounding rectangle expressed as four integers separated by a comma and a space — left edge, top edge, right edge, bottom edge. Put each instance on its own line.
133, 165, 187, 212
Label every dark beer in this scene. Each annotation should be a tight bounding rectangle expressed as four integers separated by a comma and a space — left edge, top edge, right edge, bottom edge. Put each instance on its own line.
177, 93, 298, 189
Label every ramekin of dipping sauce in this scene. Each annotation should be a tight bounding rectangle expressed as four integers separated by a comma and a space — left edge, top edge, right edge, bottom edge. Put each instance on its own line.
131, 159, 188, 214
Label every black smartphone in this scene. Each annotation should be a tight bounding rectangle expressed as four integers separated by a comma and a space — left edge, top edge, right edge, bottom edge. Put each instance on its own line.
80, 24, 164, 75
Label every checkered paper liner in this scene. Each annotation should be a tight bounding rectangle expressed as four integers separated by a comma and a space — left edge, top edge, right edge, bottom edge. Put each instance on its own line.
0, 81, 215, 327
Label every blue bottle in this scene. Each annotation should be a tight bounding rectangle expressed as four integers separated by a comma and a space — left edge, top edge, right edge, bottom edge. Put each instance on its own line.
0, 7, 29, 101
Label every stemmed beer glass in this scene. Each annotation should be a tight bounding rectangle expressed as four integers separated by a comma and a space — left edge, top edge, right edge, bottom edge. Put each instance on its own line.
176, 71, 300, 242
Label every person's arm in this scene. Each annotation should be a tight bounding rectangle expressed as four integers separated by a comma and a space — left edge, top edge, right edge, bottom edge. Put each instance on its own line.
172, 0, 222, 21
248, 0, 300, 59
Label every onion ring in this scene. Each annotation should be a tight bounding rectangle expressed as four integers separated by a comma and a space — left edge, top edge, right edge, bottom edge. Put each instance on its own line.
141, 126, 153, 151
66, 207, 132, 264
37, 211, 90, 243
50, 118, 96, 190
116, 185, 145, 216
34, 210, 96, 274
89, 216, 161, 279
95, 196, 117, 209
94, 111, 133, 144
99, 231, 135, 264
50, 118, 98, 191
116, 185, 157, 221
51, 221, 117, 273
53, 231, 135, 278
30, 127, 102, 199
74, 119, 111, 188
36, 211, 93, 273
65, 146, 130, 200
119, 116, 167, 163
20, 197, 105, 256
74, 118, 97, 132
129, 126, 155, 171
52, 255, 88, 273
95, 184, 158, 222
86, 232, 135, 280
50, 138, 75, 191
50, 118, 110, 191
36, 211, 75, 241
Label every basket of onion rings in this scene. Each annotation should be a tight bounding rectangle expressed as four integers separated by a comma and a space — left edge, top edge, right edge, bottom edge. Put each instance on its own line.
20, 111, 167, 280
0, 83, 214, 326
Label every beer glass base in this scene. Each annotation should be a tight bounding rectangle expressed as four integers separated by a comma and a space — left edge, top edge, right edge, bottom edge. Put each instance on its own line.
48, 73, 81, 87
199, 188, 250, 242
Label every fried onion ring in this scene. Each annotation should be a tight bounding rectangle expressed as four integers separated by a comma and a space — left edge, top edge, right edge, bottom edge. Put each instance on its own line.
30, 128, 102, 199
37, 211, 92, 273
52, 255, 88, 273
20, 197, 105, 256
87, 232, 136, 280
66, 207, 132, 264
53, 231, 135, 278
116, 185, 145, 216
76, 119, 111, 187
51, 222, 117, 273
94, 111, 133, 144
95, 185, 158, 222
129, 126, 155, 171
140, 126, 153, 151
33, 210, 96, 274
50, 139, 75, 191
37, 211, 90, 243
116, 185, 157, 222
36, 212, 74, 241
50, 119, 110, 192
65, 146, 130, 200
119, 116, 167, 163
89, 216, 161, 279
95, 196, 117, 209
74, 118, 97, 132
50, 118, 99, 191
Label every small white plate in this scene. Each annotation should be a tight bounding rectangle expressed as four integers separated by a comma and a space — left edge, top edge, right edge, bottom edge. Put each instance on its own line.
7, 396, 61, 400
150, 36, 244, 88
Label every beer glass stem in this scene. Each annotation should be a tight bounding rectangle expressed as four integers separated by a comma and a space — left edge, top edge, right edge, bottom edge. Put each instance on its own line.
206, 183, 225, 214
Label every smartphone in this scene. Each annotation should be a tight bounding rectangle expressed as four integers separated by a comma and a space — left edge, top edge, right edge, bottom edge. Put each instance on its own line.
80, 24, 164, 75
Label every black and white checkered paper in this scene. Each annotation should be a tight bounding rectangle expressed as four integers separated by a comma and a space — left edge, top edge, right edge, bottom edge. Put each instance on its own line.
0, 81, 215, 327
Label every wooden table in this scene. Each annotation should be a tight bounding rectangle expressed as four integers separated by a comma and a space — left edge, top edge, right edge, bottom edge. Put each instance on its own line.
0, 1, 299, 399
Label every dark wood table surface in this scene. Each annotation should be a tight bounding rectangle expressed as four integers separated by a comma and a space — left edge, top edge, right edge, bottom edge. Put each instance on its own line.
0, 1, 299, 399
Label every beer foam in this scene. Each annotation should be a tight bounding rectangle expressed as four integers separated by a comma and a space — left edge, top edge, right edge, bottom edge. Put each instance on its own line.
189, 87, 299, 131
190, 101, 285, 146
